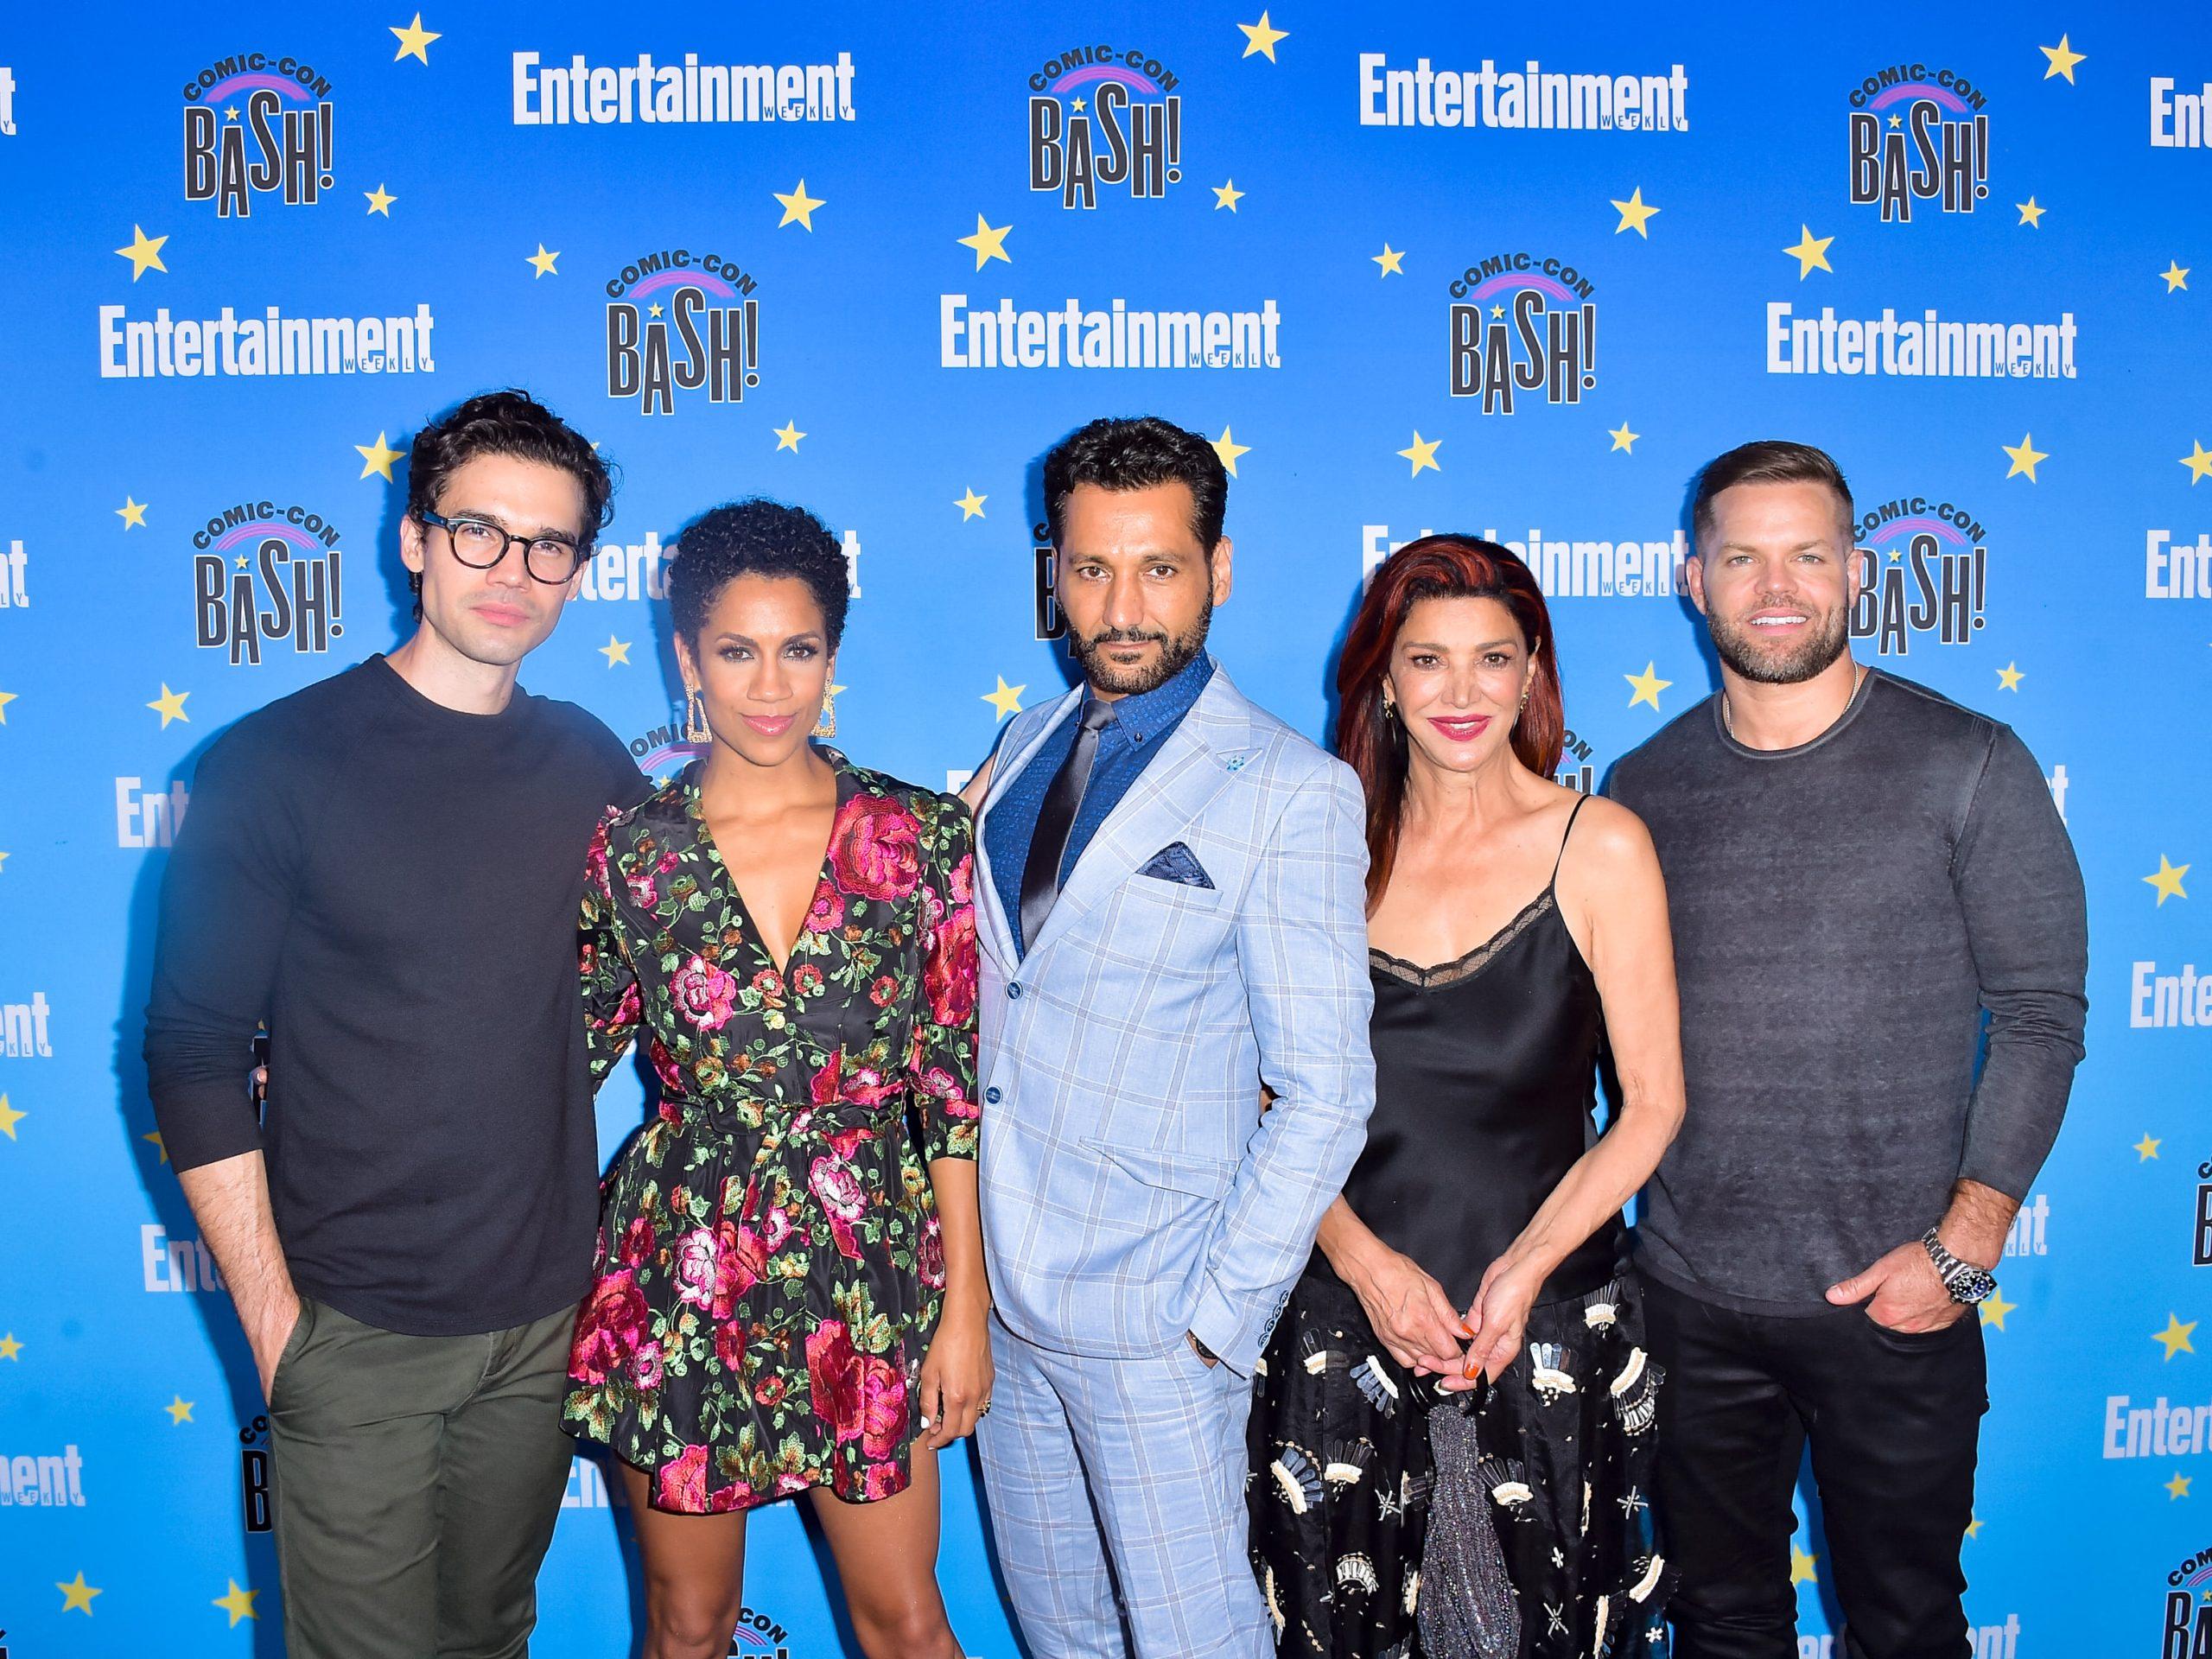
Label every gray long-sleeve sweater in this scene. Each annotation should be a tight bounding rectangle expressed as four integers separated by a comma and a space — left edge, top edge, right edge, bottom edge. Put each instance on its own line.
1608, 669, 2088, 1313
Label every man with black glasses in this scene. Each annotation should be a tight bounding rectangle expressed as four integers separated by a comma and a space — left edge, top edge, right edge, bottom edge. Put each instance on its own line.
144, 391, 649, 1658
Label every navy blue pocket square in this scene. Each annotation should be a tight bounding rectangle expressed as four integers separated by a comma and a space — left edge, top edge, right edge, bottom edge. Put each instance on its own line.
1139, 842, 1214, 889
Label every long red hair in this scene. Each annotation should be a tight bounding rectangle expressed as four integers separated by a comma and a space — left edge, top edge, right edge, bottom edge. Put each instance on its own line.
1336, 536, 1566, 908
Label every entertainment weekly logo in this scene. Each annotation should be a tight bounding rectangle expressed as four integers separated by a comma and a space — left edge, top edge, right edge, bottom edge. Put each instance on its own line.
1027, 43, 1184, 207
2151, 77, 2211, 147
2146, 531, 2212, 599
0, 538, 25, 608
181, 51, 335, 215
512, 50, 855, 125
1358, 54, 1688, 131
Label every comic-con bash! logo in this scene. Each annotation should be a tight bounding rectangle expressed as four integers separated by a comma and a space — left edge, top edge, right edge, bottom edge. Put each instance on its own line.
1447, 252, 1598, 412
1849, 495, 1986, 656
2164, 1546, 2212, 1656
190, 499, 346, 663
605, 249, 760, 416
1027, 45, 1182, 207
1846, 62, 1989, 221
182, 54, 334, 215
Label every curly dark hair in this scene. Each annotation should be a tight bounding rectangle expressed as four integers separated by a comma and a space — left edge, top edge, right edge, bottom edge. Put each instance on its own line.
405, 388, 614, 540
668, 499, 850, 649
1042, 416, 1228, 552
403, 390, 613, 616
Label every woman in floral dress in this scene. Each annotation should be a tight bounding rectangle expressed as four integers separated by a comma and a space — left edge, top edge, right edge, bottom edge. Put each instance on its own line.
563, 499, 988, 1659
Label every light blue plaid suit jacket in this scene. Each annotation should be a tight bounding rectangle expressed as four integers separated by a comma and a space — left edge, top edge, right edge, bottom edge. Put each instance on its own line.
975, 668, 1376, 1376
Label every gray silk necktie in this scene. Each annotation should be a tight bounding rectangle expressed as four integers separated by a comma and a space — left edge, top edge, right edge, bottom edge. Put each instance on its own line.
1018, 698, 1116, 952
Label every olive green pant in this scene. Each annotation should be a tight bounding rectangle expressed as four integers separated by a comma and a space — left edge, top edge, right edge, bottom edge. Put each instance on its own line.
267, 1295, 579, 1659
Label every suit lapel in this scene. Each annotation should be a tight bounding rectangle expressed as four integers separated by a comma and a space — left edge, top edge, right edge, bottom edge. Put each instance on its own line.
974, 687, 1081, 967
1024, 671, 1258, 960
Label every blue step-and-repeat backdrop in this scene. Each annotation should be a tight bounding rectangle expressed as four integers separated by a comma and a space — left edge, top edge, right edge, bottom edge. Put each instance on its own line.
2, 3, 2209, 1654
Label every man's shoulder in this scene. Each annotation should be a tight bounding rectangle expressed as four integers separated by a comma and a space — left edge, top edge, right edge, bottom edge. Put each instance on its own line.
196, 662, 381, 780
1609, 693, 1720, 798
1866, 671, 2006, 755
1192, 673, 1349, 797
518, 690, 650, 800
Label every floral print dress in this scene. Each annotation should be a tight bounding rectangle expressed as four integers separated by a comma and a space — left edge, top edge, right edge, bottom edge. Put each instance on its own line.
563, 752, 980, 1515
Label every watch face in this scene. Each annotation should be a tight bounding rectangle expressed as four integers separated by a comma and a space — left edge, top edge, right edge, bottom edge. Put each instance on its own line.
1956, 1270, 1998, 1305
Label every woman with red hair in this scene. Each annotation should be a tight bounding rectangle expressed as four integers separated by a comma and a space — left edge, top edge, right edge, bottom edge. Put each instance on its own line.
1247, 536, 1687, 1658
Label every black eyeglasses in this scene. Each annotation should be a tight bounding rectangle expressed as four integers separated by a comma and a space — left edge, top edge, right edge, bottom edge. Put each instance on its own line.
420, 511, 586, 584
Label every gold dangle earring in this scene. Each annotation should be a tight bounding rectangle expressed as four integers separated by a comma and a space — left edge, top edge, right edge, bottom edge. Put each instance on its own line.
1380, 685, 1397, 722
811, 686, 837, 740
683, 685, 710, 745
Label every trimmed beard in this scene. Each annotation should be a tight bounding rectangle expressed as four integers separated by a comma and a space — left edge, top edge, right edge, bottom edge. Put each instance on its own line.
1707, 602, 1850, 685
1068, 593, 1213, 696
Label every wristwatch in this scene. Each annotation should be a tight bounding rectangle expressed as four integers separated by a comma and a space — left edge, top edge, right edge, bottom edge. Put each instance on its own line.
1921, 1228, 1998, 1306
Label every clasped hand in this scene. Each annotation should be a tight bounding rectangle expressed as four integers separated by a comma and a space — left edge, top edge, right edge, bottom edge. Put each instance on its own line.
1348, 1247, 1539, 1390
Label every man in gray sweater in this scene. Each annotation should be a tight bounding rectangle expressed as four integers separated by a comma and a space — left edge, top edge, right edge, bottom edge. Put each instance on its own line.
1609, 440, 2086, 1659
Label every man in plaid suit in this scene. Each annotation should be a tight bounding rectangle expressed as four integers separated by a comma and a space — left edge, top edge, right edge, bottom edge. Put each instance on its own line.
968, 417, 1375, 1658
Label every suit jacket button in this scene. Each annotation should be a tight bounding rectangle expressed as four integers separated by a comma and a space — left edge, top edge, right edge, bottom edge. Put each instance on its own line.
1007, 983, 1023, 1001
985, 1087, 1002, 1104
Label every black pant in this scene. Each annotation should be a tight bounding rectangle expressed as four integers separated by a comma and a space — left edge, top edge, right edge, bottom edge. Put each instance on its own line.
1643, 1274, 1986, 1659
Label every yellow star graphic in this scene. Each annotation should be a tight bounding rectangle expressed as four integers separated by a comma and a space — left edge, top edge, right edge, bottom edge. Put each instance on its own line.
1396, 432, 1442, 477
0, 1332, 20, 1360
1783, 225, 1834, 279
0, 688, 15, 723
364, 183, 397, 217
58, 1572, 101, 1614
144, 1129, 169, 1163
957, 213, 1013, 270
0, 850, 10, 872
954, 488, 987, 521
1607, 421, 1639, 454
525, 244, 559, 278
1625, 661, 1672, 711
2164, 262, 2190, 293
355, 431, 404, 481
1213, 179, 1244, 212
0, 1093, 23, 1140
1965, 1514, 1984, 1540
117, 496, 149, 529
2171, 1471, 2194, 1500
2182, 441, 2212, 484
1373, 244, 1405, 277
1611, 187, 1660, 238
213, 1579, 260, 1626
1238, 11, 1289, 60
2137, 1133, 2164, 1161
2001, 433, 2048, 481
1979, 1288, 2016, 1331
1996, 661, 2024, 691
115, 224, 168, 280
2156, 1313, 2199, 1360
2016, 197, 2045, 228
773, 178, 825, 231
772, 420, 805, 453
1789, 1543, 1818, 1586
982, 676, 1026, 721
391, 12, 442, 64
2145, 854, 2190, 906
598, 636, 631, 668
147, 683, 191, 728
2040, 35, 2086, 83
1212, 427, 1251, 477
165, 1395, 195, 1425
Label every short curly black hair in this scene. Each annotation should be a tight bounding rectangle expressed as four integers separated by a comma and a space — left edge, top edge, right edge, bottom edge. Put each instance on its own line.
668, 499, 850, 649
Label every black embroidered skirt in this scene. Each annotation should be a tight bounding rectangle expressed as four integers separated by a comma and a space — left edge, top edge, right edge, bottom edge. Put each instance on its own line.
1247, 1262, 1673, 1658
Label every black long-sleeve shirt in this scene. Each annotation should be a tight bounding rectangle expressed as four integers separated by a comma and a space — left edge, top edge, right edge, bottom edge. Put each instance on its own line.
143, 655, 647, 1336
1608, 669, 2088, 1313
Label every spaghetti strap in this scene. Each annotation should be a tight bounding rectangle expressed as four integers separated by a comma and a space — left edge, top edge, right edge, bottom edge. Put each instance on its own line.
1548, 794, 1592, 889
